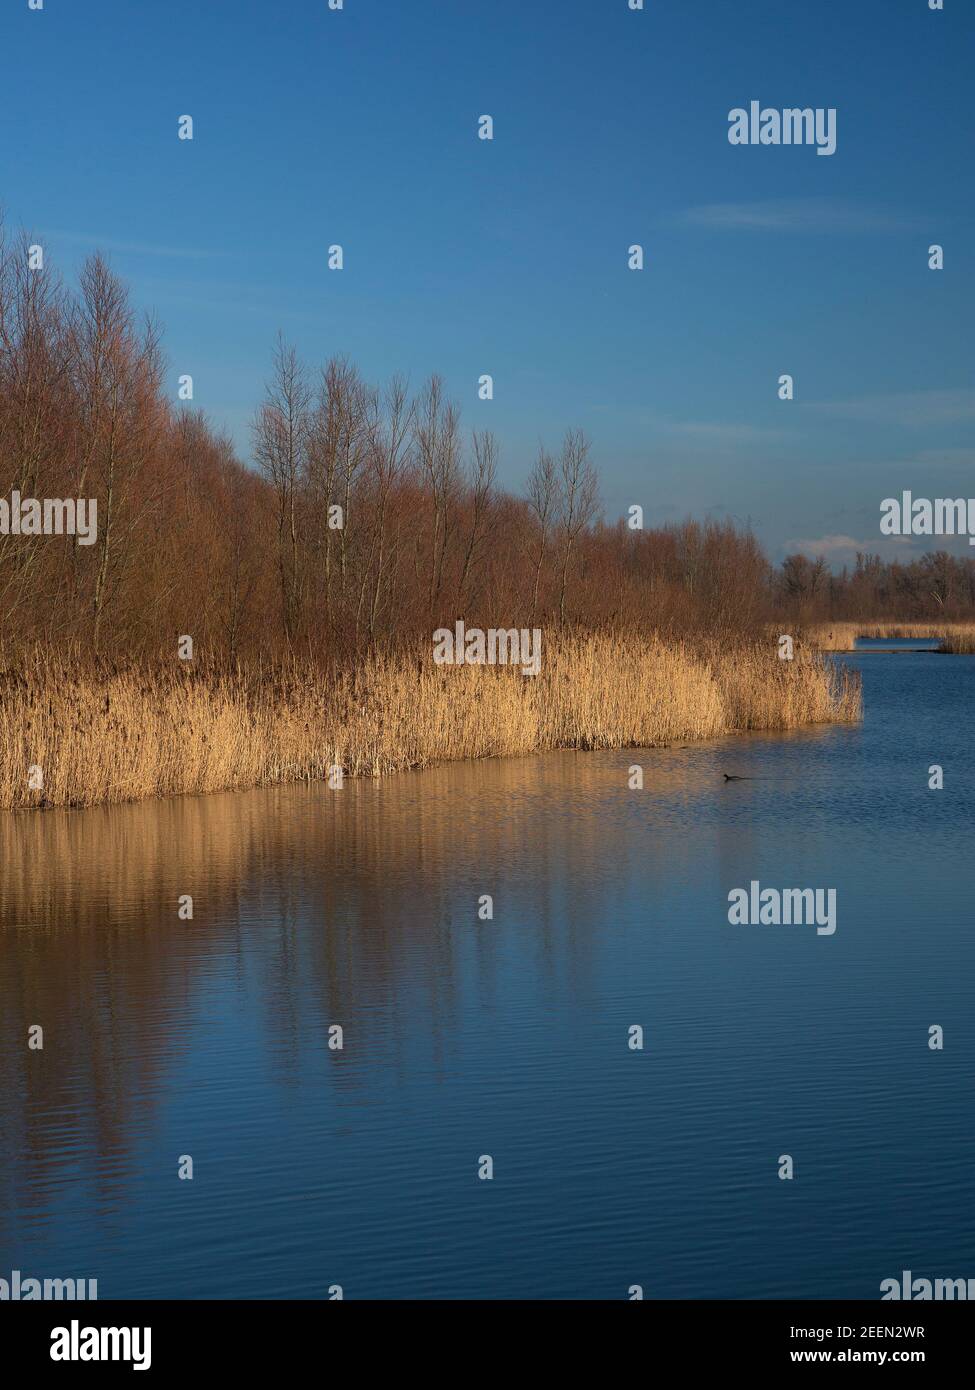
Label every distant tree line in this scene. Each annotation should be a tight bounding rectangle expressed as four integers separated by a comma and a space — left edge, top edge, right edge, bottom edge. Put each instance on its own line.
3, 232, 967, 662
775, 550, 975, 624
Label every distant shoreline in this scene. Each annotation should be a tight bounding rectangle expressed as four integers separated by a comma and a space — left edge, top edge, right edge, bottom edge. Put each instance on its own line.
802, 621, 975, 655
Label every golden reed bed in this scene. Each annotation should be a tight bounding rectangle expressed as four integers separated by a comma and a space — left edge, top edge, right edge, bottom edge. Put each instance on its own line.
0, 635, 861, 811
800, 621, 975, 653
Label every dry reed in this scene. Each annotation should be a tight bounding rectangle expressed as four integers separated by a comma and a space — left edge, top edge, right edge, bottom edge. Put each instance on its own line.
800, 620, 975, 652
937, 627, 975, 653
0, 634, 861, 811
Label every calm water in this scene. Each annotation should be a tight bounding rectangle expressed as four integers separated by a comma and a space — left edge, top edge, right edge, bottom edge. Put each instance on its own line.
856, 637, 941, 651
2, 652, 973, 1300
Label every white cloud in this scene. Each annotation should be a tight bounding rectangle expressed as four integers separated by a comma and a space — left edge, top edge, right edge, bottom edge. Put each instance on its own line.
783, 533, 915, 561
665, 420, 787, 444
677, 198, 923, 234
48, 230, 225, 260
806, 389, 975, 427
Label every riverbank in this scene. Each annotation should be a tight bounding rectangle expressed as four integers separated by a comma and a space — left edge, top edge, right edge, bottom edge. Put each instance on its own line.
802, 621, 975, 654
0, 634, 861, 811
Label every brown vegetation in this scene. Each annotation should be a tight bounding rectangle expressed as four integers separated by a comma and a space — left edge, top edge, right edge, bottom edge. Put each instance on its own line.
0, 637, 860, 811
799, 620, 975, 652
3, 226, 972, 658
0, 230, 869, 810
935, 626, 975, 654
0, 229, 775, 656
775, 552, 975, 627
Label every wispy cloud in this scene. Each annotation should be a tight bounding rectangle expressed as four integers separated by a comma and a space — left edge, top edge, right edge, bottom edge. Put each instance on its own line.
676, 197, 924, 234
781, 531, 975, 563
910, 448, 975, 465
783, 533, 915, 561
807, 389, 975, 427
588, 407, 787, 450
665, 420, 787, 445
47, 230, 226, 261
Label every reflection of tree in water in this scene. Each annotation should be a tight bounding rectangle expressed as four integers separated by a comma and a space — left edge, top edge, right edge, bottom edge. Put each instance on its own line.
0, 750, 710, 1219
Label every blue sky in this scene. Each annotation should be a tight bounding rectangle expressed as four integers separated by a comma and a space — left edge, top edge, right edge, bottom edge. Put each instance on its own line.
2, 0, 971, 563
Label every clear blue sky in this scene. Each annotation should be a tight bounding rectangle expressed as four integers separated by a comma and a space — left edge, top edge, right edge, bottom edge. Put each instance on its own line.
2, 0, 971, 564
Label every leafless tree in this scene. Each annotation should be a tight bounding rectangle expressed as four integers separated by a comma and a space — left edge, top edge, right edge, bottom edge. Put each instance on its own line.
526, 444, 558, 624
358, 375, 413, 639
252, 334, 310, 646
457, 429, 497, 607
414, 374, 461, 619
555, 428, 598, 627
72, 256, 165, 649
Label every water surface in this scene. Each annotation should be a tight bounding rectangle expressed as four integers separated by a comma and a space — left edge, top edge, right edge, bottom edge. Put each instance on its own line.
1, 652, 973, 1299
855, 636, 940, 651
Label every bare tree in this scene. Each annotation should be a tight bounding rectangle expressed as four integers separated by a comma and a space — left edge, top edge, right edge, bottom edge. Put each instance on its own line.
0, 229, 75, 626
526, 444, 558, 624
70, 256, 166, 650
252, 334, 310, 646
336, 363, 369, 602
358, 375, 413, 640
457, 429, 497, 607
301, 355, 370, 628
555, 428, 598, 627
414, 375, 461, 620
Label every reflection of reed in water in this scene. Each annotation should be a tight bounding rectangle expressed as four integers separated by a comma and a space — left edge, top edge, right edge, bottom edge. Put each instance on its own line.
0, 741, 805, 1221
0, 793, 264, 1217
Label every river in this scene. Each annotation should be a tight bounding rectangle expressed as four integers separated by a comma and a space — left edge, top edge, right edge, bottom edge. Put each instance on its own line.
2, 649, 973, 1298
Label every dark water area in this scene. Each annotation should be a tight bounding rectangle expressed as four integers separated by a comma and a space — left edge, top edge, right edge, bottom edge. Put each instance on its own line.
855, 637, 941, 651
1, 652, 973, 1299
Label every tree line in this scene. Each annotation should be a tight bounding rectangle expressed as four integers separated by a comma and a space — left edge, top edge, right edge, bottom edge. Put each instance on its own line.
775, 550, 975, 624
3, 233, 970, 662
